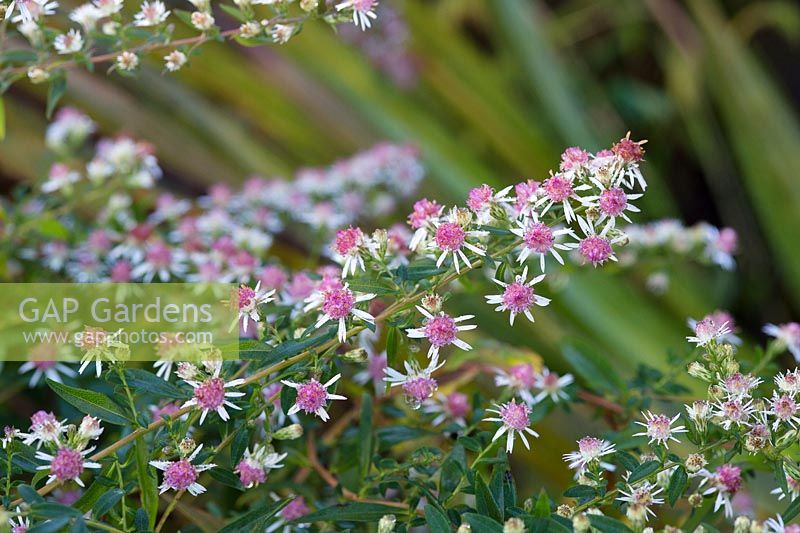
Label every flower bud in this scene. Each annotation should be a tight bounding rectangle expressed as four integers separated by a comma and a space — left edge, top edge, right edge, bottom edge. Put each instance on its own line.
239, 21, 262, 39
77, 416, 103, 441
584, 207, 600, 223
454, 208, 472, 228
342, 348, 368, 363
273, 424, 304, 441
523, 498, 533, 513
708, 384, 724, 402
722, 357, 740, 377
456, 524, 472, 533
176, 362, 199, 380
161, 445, 174, 456
688, 493, 704, 507
489, 203, 508, 223
300, 0, 318, 11
685, 453, 707, 473
626, 503, 647, 529
372, 228, 388, 258
191, 10, 215, 30
27, 67, 50, 84
503, 517, 525, 533
378, 514, 396, 533
421, 293, 443, 314
687, 361, 713, 382
179, 437, 196, 456
556, 504, 573, 518
572, 513, 591, 533
102, 21, 120, 35
734, 516, 751, 533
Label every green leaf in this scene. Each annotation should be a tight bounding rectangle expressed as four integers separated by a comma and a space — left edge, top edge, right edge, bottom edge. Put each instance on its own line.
218, 3, 247, 22
134, 508, 149, 532
475, 474, 503, 523
561, 341, 624, 394
27, 516, 72, 533
775, 460, 789, 497
208, 467, 244, 490
346, 276, 398, 295
439, 444, 465, 495
358, 393, 374, 482
386, 326, 399, 376
135, 438, 158, 529
563, 485, 596, 499
783, 496, 800, 523
122, 369, 190, 399
615, 451, 640, 473
92, 488, 124, 518
489, 462, 506, 517
46, 75, 66, 119
30, 503, 82, 518
18, 484, 45, 504
47, 379, 130, 425
532, 489, 550, 518
424, 504, 451, 533
398, 258, 448, 281
668, 466, 688, 507
231, 425, 252, 466
587, 514, 634, 533
218, 498, 289, 533
627, 460, 661, 484
463, 513, 503, 533
243, 326, 336, 364
288, 502, 403, 524
0, 96, 4, 140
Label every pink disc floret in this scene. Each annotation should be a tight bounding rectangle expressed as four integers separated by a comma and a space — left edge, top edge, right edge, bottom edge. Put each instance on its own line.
402, 376, 438, 404
435, 222, 466, 251
322, 287, 356, 319
523, 222, 554, 253
500, 401, 531, 431
502, 282, 535, 314
543, 174, 573, 202
579, 235, 613, 265
51, 448, 84, 481
467, 185, 493, 212
164, 459, 198, 491
446, 392, 469, 418
295, 380, 328, 414
424, 314, 458, 347
334, 226, 362, 256
598, 187, 628, 217
281, 497, 310, 520
715, 464, 742, 494
194, 377, 225, 411
508, 364, 536, 388
236, 460, 266, 487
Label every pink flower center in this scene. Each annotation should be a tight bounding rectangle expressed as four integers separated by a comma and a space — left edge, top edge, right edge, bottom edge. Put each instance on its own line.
579, 236, 613, 265
500, 401, 531, 431
334, 227, 362, 256
368, 355, 388, 380
694, 317, 718, 339
578, 437, 603, 458
424, 314, 458, 347
502, 282, 535, 313
446, 392, 469, 418
612, 138, 645, 162
467, 185, 493, 212
238, 286, 256, 310
31, 410, 57, 427
508, 364, 536, 388
236, 460, 266, 487
164, 459, 198, 491
773, 395, 798, 420
146, 243, 172, 268
296, 380, 328, 414
51, 448, 83, 481
407, 198, 441, 229
646, 414, 672, 440
322, 287, 356, 320
598, 187, 628, 217
560, 147, 589, 171
523, 222, 554, 253
435, 222, 466, 252
110, 260, 132, 282
281, 497, 310, 520
721, 400, 747, 423
543, 175, 573, 202
32, 360, 56, 370
402, 376, 437, 404
194, 377, 225, 411
715, 464, 742, 494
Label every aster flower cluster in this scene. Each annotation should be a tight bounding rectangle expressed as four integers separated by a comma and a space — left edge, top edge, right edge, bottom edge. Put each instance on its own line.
0, 0, 380, 103
6, 120, 785, 533
4, 109, 423, 288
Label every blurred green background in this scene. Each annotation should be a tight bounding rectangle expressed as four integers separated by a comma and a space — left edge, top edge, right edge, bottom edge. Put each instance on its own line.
2, 0, 800, 516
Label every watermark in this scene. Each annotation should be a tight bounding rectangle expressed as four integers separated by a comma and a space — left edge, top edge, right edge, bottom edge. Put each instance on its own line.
0, 283, 240, 363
